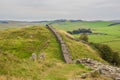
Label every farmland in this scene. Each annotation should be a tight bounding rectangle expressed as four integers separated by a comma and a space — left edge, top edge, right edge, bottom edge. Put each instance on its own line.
52, 21, 120, 53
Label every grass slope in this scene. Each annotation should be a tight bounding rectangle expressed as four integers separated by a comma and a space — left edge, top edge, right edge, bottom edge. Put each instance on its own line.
58, 30, 106, 63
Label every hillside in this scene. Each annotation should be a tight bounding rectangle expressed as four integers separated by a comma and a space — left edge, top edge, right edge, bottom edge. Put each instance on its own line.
0, 25, 112, 80
58, 30, 105, 62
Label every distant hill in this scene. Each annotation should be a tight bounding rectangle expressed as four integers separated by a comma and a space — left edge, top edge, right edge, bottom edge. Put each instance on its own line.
69, 20, 83, 22
1, 19, 120, 30
108, 23, 120, 26
0, 20, 43, 29
109, 20, 120, 23
0, 20, 9, 24
29, 20, 49, 23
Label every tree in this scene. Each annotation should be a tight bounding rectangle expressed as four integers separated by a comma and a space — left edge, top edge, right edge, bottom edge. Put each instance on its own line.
91, 43, 120, 66
94, 44, 113, 63
79, 33, 88, 42
99, 44, 113, 63
112, 52, 120, 66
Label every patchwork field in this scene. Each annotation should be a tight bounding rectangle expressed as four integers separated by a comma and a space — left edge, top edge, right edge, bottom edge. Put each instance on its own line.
53, 21, 120, 53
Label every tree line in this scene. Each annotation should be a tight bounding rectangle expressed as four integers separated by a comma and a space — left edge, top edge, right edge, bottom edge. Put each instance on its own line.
67, 28, 92, 34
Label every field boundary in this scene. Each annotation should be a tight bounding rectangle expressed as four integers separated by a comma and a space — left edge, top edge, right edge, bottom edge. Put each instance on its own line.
46, 25, 73, 63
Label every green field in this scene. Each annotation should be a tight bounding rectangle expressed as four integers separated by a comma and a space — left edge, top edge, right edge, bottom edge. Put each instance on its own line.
53, 21, 120, 53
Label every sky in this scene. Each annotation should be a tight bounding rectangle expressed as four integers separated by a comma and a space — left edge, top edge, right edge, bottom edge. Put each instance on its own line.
0, 0, 120, 21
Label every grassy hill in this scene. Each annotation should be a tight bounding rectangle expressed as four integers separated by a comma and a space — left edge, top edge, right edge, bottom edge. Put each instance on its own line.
58, 30, 105, 62
0, 26, 64, 80
52, 21, 120, 53
0, 26, 110, 80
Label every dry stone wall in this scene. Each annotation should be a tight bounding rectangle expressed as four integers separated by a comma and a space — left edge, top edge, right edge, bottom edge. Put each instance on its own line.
46, 25, 73, 63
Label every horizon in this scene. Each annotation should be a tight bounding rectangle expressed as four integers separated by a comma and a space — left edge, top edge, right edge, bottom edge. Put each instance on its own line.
0, 19, 120, 22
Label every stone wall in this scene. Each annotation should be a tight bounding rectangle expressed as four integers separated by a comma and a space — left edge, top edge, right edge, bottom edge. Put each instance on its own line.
46, 25, 73, 63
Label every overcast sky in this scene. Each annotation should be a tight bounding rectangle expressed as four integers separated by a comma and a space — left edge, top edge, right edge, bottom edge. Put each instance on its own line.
0, 0, 120, 21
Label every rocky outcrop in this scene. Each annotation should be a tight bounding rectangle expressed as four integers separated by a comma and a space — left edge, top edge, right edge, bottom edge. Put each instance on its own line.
76, 58, 120, 80
46, 25, 73, 63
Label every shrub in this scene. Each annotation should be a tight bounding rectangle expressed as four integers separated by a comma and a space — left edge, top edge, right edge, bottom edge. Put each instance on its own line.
91, 43, 120, 65
79, 33, 88, 42
98, 44, 113, 63
91, 43, 113, 63
112, 52, 120, 66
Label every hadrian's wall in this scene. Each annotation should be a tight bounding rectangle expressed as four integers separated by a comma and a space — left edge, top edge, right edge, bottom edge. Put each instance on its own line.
46, 25, 73, 63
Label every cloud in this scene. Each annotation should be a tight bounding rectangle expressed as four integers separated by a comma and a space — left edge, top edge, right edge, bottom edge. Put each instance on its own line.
0, 0, 120, 20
